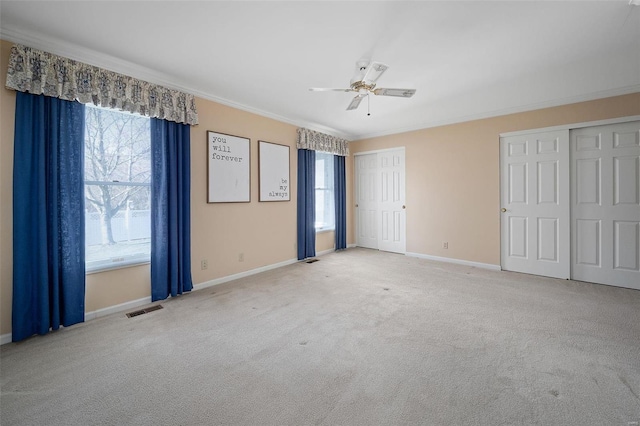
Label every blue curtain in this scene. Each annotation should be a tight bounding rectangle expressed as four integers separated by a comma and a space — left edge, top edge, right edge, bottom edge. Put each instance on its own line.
150, 118, 193, 301
297, 149, 316, 260
334, 155, 347, 250
12, 92, 86, 342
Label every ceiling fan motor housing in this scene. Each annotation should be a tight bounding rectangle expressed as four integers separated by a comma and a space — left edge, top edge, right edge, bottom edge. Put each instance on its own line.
350, 81, 376, 93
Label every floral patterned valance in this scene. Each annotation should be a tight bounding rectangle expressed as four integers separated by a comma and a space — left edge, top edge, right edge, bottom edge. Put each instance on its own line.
296, 128, 349, 156
6, 44, 198, 126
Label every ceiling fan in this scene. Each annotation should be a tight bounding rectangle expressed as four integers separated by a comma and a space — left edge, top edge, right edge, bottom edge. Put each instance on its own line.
309, 61, 416, 112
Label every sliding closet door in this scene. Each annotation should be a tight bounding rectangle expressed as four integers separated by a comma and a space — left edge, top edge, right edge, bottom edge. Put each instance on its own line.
571, 121, 640, 290
500, 130, 570, 279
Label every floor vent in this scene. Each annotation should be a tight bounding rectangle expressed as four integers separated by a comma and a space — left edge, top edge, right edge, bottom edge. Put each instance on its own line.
126, 305, 163, 318
306, 259, 319, 264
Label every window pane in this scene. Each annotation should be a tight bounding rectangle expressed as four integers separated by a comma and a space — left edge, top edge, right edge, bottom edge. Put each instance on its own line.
84, 105, 151, 271
315, 152, 335, 230
315, 158, 325, 188
315, 189, 325, 227
85, 184, 151, 268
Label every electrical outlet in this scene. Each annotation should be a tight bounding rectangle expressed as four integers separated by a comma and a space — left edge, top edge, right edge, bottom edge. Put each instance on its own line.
239, 253, 244, 262
201, 259, 208, 270
443, 242, 448, 249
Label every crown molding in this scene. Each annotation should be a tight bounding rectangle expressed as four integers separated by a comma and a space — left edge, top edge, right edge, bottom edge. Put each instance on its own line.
0, 26, 351, 141
3, 25, 635, 143
1, 26, 186, 92
353, 85, 640, 140
499, 115, 640, 138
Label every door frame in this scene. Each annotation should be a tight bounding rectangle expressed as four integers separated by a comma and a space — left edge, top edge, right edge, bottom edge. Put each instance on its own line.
354, 147, 407, 254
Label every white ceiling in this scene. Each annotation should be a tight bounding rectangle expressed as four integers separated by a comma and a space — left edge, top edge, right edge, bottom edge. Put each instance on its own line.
1, 1, 639, 140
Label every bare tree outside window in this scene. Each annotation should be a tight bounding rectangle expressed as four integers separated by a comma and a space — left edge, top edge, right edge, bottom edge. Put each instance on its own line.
84, 105, 151, 270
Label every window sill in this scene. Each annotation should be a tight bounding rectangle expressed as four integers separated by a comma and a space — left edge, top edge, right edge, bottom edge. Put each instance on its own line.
86, 259, 150, 275
315, 228, 335, 234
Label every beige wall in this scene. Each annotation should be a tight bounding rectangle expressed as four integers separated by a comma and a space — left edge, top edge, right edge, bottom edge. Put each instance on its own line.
0, 40, 340, 336
0, 41, 15, 336
348, 93, 640, 265
1, 36, 636, 336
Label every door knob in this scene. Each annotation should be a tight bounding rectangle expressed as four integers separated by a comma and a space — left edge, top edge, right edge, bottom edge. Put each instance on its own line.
355, 204, 359, 207
402, 205, 406, 209
501, 208, 507, 212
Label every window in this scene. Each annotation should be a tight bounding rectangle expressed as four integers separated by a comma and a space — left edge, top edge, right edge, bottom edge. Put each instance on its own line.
84, 105, 151, 272
315, 152, 335, 231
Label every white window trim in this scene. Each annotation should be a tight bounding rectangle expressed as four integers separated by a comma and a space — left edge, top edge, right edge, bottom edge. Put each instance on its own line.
84, 106, 151, 274
316, 226, 335, 233
314, 152, 335, 233
86, 257, 150, 274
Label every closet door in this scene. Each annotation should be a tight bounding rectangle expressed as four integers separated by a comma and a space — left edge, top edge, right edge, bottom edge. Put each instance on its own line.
355, 149, 406, 253
356, 153, 379, 249
500, 130, 570, 279
378, 149, 406, 254
571, 121, 640, 290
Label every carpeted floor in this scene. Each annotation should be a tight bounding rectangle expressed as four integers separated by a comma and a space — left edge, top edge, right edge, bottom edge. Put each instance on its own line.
1, 248, 639, 425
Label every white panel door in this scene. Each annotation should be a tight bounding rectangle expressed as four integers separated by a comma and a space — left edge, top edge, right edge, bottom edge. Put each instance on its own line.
500, 130, 570, 279
378, 149, 406, 254
356, 153, 379, 249
571, 121, 640, 290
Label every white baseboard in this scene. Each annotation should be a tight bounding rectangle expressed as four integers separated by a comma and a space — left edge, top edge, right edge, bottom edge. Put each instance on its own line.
1, 249, 347, 346
2, 258, 299, 345
194, 257, 299, 291
315, 248, 335, 257
405, 252, 501, 271
1, 333, 12, 345
0, 296, 154, 345
348, 243, 357, 248
195, 248, 343, 291
84, 296, 153, 322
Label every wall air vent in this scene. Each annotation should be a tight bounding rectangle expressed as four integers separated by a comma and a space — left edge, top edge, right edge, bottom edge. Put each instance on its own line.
126, 305, 163, 318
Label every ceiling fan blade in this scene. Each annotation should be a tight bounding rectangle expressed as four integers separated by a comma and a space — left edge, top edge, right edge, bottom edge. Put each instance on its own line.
346, 95, 364, 111
309, 88, 352, 92
361, 62, 388, 85
373, 88, 416, 98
